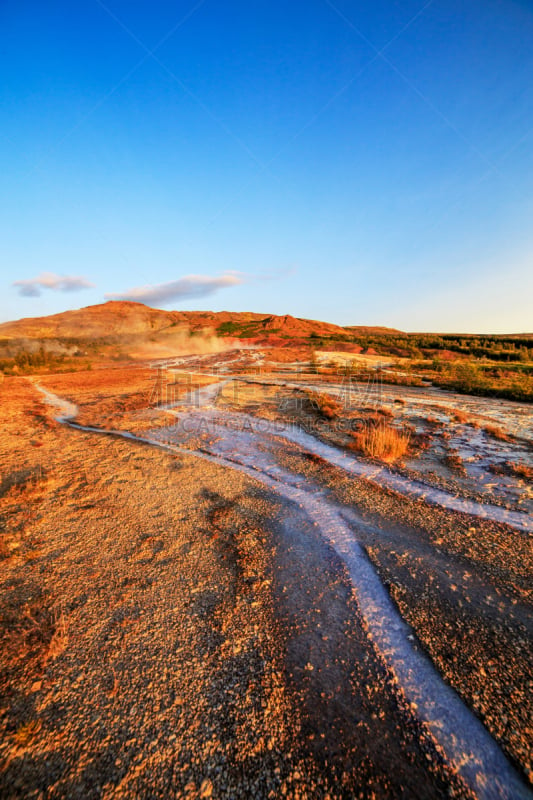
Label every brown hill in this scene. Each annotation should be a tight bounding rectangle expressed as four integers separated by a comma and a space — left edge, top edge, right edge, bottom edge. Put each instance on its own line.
0, 302, 184, 340
259, 314, 346, 337
0, 302, 350, 341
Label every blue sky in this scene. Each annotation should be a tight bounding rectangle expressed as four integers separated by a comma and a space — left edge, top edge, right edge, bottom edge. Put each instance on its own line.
1, 0, 532, 332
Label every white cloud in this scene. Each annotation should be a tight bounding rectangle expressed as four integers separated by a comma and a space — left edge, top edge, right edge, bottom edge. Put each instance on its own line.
104, 272, 246, 305
13, 272, 94, 297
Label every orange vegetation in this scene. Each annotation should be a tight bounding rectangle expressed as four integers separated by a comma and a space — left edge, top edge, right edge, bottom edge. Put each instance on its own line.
351, 420, 411, 463
483, 424, 512, 442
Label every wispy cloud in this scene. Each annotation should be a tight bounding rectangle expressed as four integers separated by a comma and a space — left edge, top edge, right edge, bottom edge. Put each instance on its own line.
105, 272, 247, 305
13, 272, 95, 297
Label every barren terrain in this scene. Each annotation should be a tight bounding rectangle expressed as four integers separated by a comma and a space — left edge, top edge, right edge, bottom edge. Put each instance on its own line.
1, 317, 532, 798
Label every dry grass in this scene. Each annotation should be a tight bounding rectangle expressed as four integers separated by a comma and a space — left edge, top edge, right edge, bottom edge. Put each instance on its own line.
350, 420, 411, 463
445, 449, 467, 476
410, 431, 433, 455
0, 536, 10, 560
490, 461, 533, 481
483, 424, 512, 442
45, 610, 68, 662
13, 719, 42, 747
450, 409, 484, 429
452, 409, 469, 424
508, 462, 533, 480
307, 391, 343, 420
0, 466, 46, 501
1, 587, 68, 680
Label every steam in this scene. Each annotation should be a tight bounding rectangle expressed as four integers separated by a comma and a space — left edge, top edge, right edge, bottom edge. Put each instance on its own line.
13, 272, 94, 297
0, 329, 237, 362
0, 338, 80, 357
127, 327, 236, 359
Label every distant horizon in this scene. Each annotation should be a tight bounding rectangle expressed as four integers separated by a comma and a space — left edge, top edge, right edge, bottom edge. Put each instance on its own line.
0, 297, 531, 337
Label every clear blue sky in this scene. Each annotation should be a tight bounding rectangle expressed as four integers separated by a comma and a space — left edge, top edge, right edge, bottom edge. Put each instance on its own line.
1, 0, 532, 332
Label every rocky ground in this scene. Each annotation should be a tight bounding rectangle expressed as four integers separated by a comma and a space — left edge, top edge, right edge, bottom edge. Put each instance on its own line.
0, 371, 531, 798
277, 449, 533, 779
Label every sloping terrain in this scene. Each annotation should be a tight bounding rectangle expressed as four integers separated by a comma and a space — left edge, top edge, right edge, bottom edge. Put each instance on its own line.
0, 302, 182, 340
0, 303, 349, 342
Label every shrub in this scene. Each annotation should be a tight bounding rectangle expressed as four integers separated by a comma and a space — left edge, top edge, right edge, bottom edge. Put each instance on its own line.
350, 420, 410, 463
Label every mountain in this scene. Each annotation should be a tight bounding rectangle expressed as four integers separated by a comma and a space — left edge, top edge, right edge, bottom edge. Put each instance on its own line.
0, 301, 353, 341
0, 302, 182, 339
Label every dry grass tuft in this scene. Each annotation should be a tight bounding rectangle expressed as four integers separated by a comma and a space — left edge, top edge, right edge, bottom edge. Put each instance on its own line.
0, 534, 11, 560
508, 462, 533, 480
445, 449, 467, 476
490, 461, 533, 481
45, 611, 68, 662
483, 424, 512, 442
350, 420, 411, 463
307, 391, 343, 420
14, 719, 42, 747
303, 452, 328, 466
452, 409, 469, 424
1, 595, 68, 670
411, 431, 433, 454
0, 466, 46, 500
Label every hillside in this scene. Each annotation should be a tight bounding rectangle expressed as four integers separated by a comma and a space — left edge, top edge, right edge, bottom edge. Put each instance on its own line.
0, 302, 184, 340
0, 302, 350, 341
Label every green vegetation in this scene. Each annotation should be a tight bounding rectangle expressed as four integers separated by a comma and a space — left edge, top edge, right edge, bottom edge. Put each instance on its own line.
305, 330, 533, 361
0, 343, 92, 376
423, 361, 533, 402
1, 315, 531, 402
0, 346, 66, 374
217, 320, 246, 335
217, 319, 282, 338
302, 330, 533, 402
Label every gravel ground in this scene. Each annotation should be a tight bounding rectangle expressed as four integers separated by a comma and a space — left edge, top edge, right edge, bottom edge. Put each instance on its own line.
276, 448, 533, 784
0, 374, 530, 798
